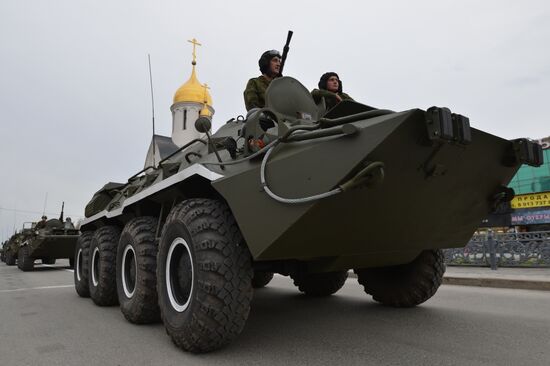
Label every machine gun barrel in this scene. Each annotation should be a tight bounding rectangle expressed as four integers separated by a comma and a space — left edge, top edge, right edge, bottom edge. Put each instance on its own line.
279, 30, 293, 76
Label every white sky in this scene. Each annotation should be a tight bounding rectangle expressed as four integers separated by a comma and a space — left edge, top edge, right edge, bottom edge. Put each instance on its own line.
1, 0, 549, 241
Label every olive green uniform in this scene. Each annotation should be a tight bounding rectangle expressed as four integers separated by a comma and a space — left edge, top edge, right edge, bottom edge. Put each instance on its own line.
35, 220, 47, 230
244, 76, 273, 111
311, 89, 354, 111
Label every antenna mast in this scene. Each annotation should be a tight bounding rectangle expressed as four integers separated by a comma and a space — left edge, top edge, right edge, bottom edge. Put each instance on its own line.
42, 192, 48, 216
12, 203, 16, 234
148, 54, 156, 167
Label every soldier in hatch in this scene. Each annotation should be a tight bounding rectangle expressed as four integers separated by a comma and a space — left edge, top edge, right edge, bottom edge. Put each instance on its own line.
311, 72, 354, 111
243, 50, 282, 111
35, 215, 47, 230
64, 217, 75, 229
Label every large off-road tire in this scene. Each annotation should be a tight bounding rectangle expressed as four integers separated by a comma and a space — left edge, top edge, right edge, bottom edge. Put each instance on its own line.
18, 246, 34, 271
157, 199, 253, 353
355, 249, 445, 307
89, 226, 120, 306
74, 231, 94, 298
5, 252, 16, 266
291, 270, 348, 296
252, 271, 274, 288
116, 216, 160, 324
42, 258, 56, 265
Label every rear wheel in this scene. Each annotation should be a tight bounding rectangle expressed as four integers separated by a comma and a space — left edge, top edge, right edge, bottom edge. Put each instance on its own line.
157, 199, 253, 353
18, 246, 34, 271
355, 249, 445, 307
74, 231, 93, 298
291, 270, 348, 296
5, 252, 16, 266
89, 226, 120, 306
252, 271, 274, 288
116, 216, 160, 324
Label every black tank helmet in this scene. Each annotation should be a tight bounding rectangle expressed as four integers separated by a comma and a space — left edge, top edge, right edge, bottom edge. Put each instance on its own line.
259, 50, 282, 75
318, 72, 343, 93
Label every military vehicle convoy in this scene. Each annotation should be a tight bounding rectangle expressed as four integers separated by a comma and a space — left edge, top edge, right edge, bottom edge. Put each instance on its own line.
0, 241, 5, 262
17, 218, 79, 271
74, 76, 542, 353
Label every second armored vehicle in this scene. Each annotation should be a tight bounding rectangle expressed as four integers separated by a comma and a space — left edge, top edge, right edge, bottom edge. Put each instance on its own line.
17, 218, 79, 271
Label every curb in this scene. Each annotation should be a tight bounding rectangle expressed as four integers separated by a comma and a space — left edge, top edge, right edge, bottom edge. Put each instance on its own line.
443, 276, 550, 291
349, 272, 550, 291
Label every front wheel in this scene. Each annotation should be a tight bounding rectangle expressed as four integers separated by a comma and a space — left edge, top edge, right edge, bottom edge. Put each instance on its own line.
157, 199, 253, 353
355, 249, 446, 307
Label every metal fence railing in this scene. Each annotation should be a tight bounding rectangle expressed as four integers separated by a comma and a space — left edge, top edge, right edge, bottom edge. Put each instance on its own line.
444, 231, 550, 268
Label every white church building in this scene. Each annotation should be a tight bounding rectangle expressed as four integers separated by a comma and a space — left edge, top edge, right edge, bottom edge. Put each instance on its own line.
144, 39, 214, 168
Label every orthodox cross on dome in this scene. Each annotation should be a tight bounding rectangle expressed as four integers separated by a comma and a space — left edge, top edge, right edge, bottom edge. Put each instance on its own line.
187, 38, 202, 66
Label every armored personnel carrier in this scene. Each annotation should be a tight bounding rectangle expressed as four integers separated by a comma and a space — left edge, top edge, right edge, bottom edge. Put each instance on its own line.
3, 231, 25, 266
74, 76, 542, 353
17, 218, 79, 271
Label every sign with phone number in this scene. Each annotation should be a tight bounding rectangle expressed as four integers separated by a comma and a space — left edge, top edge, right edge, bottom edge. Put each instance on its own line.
511, 192, 550, 209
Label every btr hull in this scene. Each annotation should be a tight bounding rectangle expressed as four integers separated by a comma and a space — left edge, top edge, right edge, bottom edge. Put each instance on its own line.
26, 234, 78, 259
213, 108, 519, 269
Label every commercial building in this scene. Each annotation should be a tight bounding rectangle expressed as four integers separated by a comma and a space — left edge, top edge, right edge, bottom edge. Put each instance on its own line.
507, 137, 550, 230
480, 136, 550, 231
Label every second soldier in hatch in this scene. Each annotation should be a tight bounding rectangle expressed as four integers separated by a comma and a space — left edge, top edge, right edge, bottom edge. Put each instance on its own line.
243, 50, 282, 111
311, 72, 354, 112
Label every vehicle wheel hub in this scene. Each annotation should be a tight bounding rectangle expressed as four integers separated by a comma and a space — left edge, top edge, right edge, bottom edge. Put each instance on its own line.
166, 237, 194, 312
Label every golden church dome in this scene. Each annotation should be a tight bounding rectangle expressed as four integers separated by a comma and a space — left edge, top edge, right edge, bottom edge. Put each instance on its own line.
173, 65, 213, 106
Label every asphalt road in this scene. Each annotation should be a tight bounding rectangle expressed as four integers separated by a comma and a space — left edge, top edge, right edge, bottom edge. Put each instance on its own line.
1, 261, 549, 366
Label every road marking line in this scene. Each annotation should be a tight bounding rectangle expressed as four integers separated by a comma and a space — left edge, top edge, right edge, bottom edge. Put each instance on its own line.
0, 285, 74, 293
40, 264, 74, 273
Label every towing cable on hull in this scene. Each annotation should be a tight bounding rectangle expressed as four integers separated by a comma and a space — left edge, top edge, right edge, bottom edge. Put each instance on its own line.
205, 121, 386, 204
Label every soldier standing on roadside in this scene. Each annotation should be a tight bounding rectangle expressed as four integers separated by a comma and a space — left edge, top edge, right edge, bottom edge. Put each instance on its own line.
243, 50, 282, 111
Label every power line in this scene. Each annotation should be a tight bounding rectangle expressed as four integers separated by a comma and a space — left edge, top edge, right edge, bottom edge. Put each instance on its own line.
0, 206, 82, 218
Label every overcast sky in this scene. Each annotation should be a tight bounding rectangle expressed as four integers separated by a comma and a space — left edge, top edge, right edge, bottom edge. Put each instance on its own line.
1, 0, 549, 241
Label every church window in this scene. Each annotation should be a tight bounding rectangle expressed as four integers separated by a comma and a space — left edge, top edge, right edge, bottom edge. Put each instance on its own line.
183, 110, 187, 130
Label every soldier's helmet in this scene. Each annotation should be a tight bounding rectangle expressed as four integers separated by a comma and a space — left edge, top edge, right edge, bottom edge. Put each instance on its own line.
259, 50, 281, 74
41, 215, 47, 220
